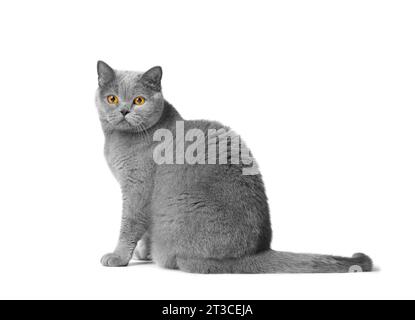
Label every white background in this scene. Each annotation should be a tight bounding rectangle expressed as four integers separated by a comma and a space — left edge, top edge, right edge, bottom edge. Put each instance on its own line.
0, 0, 414, 300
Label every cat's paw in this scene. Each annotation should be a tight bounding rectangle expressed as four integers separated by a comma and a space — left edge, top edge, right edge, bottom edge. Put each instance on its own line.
100, 253, 130, 267
134, 240, 152, 261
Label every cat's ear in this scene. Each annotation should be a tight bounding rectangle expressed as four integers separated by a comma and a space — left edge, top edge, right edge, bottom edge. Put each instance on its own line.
97, 60, 115, 87
141, 66, 162, 91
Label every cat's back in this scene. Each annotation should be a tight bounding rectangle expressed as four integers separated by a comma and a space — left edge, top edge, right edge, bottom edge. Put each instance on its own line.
152, 117, 269, 220
151, 118, 272, 258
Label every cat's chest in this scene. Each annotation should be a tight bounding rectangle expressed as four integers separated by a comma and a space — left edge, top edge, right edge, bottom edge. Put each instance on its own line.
104, 135, 153, 185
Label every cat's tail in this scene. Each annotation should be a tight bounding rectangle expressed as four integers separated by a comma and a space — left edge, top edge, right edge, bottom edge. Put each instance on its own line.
176, 250, 373, 274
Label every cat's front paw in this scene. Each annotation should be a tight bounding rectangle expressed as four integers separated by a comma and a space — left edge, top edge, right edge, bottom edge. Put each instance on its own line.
101, 253, 130, 267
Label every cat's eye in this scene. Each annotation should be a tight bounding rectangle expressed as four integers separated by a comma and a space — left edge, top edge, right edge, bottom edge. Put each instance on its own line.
133, 96, 146, 106
107, 95, 119, 105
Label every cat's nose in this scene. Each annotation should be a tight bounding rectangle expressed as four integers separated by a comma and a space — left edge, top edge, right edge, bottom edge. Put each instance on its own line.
120, 109, 130, 116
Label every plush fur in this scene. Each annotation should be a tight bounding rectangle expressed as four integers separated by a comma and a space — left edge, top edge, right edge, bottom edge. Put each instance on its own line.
95, 61, 373, 273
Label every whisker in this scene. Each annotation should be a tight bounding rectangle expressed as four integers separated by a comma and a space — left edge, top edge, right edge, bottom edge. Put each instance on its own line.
137, 122, 151, 144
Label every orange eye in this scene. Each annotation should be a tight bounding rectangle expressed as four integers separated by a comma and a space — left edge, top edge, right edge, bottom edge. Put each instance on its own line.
133, 96, 145, 106
107, 95, 119, 105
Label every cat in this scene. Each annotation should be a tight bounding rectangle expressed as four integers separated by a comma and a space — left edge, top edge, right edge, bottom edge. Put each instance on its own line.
95, 61, 373, 273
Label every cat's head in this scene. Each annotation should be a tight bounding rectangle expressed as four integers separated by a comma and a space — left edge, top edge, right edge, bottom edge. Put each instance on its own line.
95, 61, 164, 132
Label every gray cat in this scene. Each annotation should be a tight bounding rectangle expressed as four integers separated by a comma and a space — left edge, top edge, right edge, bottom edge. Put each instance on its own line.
95, 61, 373, 273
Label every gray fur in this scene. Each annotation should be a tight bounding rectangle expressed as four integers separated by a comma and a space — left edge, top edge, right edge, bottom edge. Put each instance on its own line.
95, 61, 373, 273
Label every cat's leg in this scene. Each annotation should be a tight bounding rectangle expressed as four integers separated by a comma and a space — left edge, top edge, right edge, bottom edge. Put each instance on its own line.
133, 231, 152, 261
101, 191, 148, 267
151, 242, 178, 270
176, 257, 223, 273
152, 249, 178, 269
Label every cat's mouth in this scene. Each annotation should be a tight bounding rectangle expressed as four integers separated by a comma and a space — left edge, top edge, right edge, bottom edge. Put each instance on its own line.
124, 117, 136, 126
116, 117, 139, 128
106, 115, 144, 130
112, 116, 128, 124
